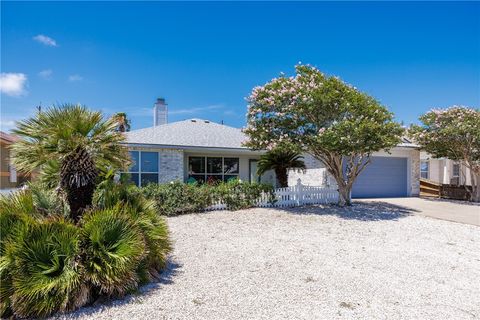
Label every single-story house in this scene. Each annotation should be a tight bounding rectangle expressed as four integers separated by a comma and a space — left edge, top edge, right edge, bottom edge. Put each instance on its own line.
420, 151, 472, 186
124, 99, 420, 198
124, 118, 276, 187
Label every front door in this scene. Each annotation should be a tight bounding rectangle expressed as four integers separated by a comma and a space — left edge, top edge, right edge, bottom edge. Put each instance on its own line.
249, 160, 260, 183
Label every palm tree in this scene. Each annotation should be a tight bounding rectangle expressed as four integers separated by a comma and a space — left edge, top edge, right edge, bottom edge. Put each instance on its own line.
11, 104, 129, 222
257, 148, 306, 188
113, 112, 131, 132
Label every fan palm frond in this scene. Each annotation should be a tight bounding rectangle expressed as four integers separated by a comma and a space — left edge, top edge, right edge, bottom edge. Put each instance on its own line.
81, 206, 146, 296
257, 148, 306, 187
8, 219, 87, 318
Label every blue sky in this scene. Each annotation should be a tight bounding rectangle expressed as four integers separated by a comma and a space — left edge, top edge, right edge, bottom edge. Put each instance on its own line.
1, 1, 479, 131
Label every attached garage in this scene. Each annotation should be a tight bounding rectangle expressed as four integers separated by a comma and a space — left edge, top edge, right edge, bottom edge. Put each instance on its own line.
351, 156, 408, 198
288, 145, 420, 198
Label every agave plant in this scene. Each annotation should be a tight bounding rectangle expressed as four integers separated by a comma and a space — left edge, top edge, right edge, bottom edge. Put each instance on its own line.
81, 206, 146, 296
8, 219, 87, 318
11, 104, 129, 222
257, 147, 306, 187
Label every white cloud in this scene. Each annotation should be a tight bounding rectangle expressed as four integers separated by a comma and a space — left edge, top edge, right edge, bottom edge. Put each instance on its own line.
33, 34, 58, 47
38, 69, 53, 80
0, 119, 16, 132
68, 74, 83, 82
0, 73, 28, 97
169, 104, 223, 115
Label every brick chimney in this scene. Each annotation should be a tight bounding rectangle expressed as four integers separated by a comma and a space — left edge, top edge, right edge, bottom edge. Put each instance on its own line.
153, 98, 168, 126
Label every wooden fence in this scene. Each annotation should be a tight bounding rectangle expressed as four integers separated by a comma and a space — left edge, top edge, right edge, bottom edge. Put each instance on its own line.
440, 184, 473, 201
420, 178, 473, 201
207, 179, 338, 211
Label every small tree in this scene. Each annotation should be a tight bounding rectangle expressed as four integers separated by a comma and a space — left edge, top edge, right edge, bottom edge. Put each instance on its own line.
257, 147, 306, 187
11, 104, 129, 222
244, 65, 403, 206
410, 106, 480, 202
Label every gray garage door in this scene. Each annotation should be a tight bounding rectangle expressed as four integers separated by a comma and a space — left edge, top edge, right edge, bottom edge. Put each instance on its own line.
351, 156, 408, 198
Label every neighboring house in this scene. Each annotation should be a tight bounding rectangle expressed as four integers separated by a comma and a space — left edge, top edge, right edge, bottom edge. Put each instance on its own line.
420, 151, 472, 186
0, 131, 29, 189
123, 99, 420, 198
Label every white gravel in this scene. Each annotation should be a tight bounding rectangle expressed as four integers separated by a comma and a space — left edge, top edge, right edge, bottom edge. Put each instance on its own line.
55, 203, 480, 320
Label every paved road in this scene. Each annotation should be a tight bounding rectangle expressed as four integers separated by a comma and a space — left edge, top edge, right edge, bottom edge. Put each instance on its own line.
357, 197, 480, 226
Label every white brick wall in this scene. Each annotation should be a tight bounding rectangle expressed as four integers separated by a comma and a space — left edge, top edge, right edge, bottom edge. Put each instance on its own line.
158, 149, 184, 183
288, 153, 329, 186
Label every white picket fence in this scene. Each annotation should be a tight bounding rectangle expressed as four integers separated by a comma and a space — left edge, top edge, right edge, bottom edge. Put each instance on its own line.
206, 179, 338, 211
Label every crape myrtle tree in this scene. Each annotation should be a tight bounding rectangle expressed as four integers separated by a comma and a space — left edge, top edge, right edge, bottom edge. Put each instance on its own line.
11, 104, 130, 222
410, 106, 480, 202
244, 65, 403, 206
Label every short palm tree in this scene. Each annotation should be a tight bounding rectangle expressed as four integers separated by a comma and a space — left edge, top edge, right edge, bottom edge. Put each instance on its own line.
11, 104, 129, 222
112, 112, 131, 132
257, 148, 306, 187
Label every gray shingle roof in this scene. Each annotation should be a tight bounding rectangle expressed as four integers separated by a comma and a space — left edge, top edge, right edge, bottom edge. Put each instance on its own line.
125, 119, 248, 149
125, 119, 419, 150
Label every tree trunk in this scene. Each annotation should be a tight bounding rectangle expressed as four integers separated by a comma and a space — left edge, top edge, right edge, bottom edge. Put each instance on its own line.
471, 173, 480, 202
275, 168, 289, 188
66, 183, 96, 223
336, 180, 352, 206
60, 147, 98, 223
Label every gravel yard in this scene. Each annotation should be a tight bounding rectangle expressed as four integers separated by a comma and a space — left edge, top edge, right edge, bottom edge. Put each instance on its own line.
56, 202, 480, 320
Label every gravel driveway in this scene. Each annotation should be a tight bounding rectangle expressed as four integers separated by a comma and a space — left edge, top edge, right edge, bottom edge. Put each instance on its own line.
56, 203, 480, 320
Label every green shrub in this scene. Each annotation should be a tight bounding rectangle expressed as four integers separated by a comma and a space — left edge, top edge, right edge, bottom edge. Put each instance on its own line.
141, 181, 213, 216
214, 179, 275, 210
81, 206, 146, 296
0, 189, 35, 217
7, 219, 86, 318
0, 183, 68, 219
140, 179, 275, 214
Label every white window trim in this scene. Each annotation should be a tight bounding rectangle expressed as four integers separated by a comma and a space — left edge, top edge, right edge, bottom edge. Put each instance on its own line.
420, 160, 429, 179
126, 151, 160, 187
188, 156, 240, 182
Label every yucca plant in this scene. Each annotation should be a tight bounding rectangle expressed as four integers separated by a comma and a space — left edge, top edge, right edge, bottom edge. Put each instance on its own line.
11, 104, 129, 222
81, 206, 146, 296
7, 219, 87, 318
257, 147, 306, 187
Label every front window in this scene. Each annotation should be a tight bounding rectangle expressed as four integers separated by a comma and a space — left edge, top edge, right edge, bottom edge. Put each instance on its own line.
452, 163, 460, 178
188, 156, 239, 183
420, 160, 429, 179
123, 151, 159, 187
